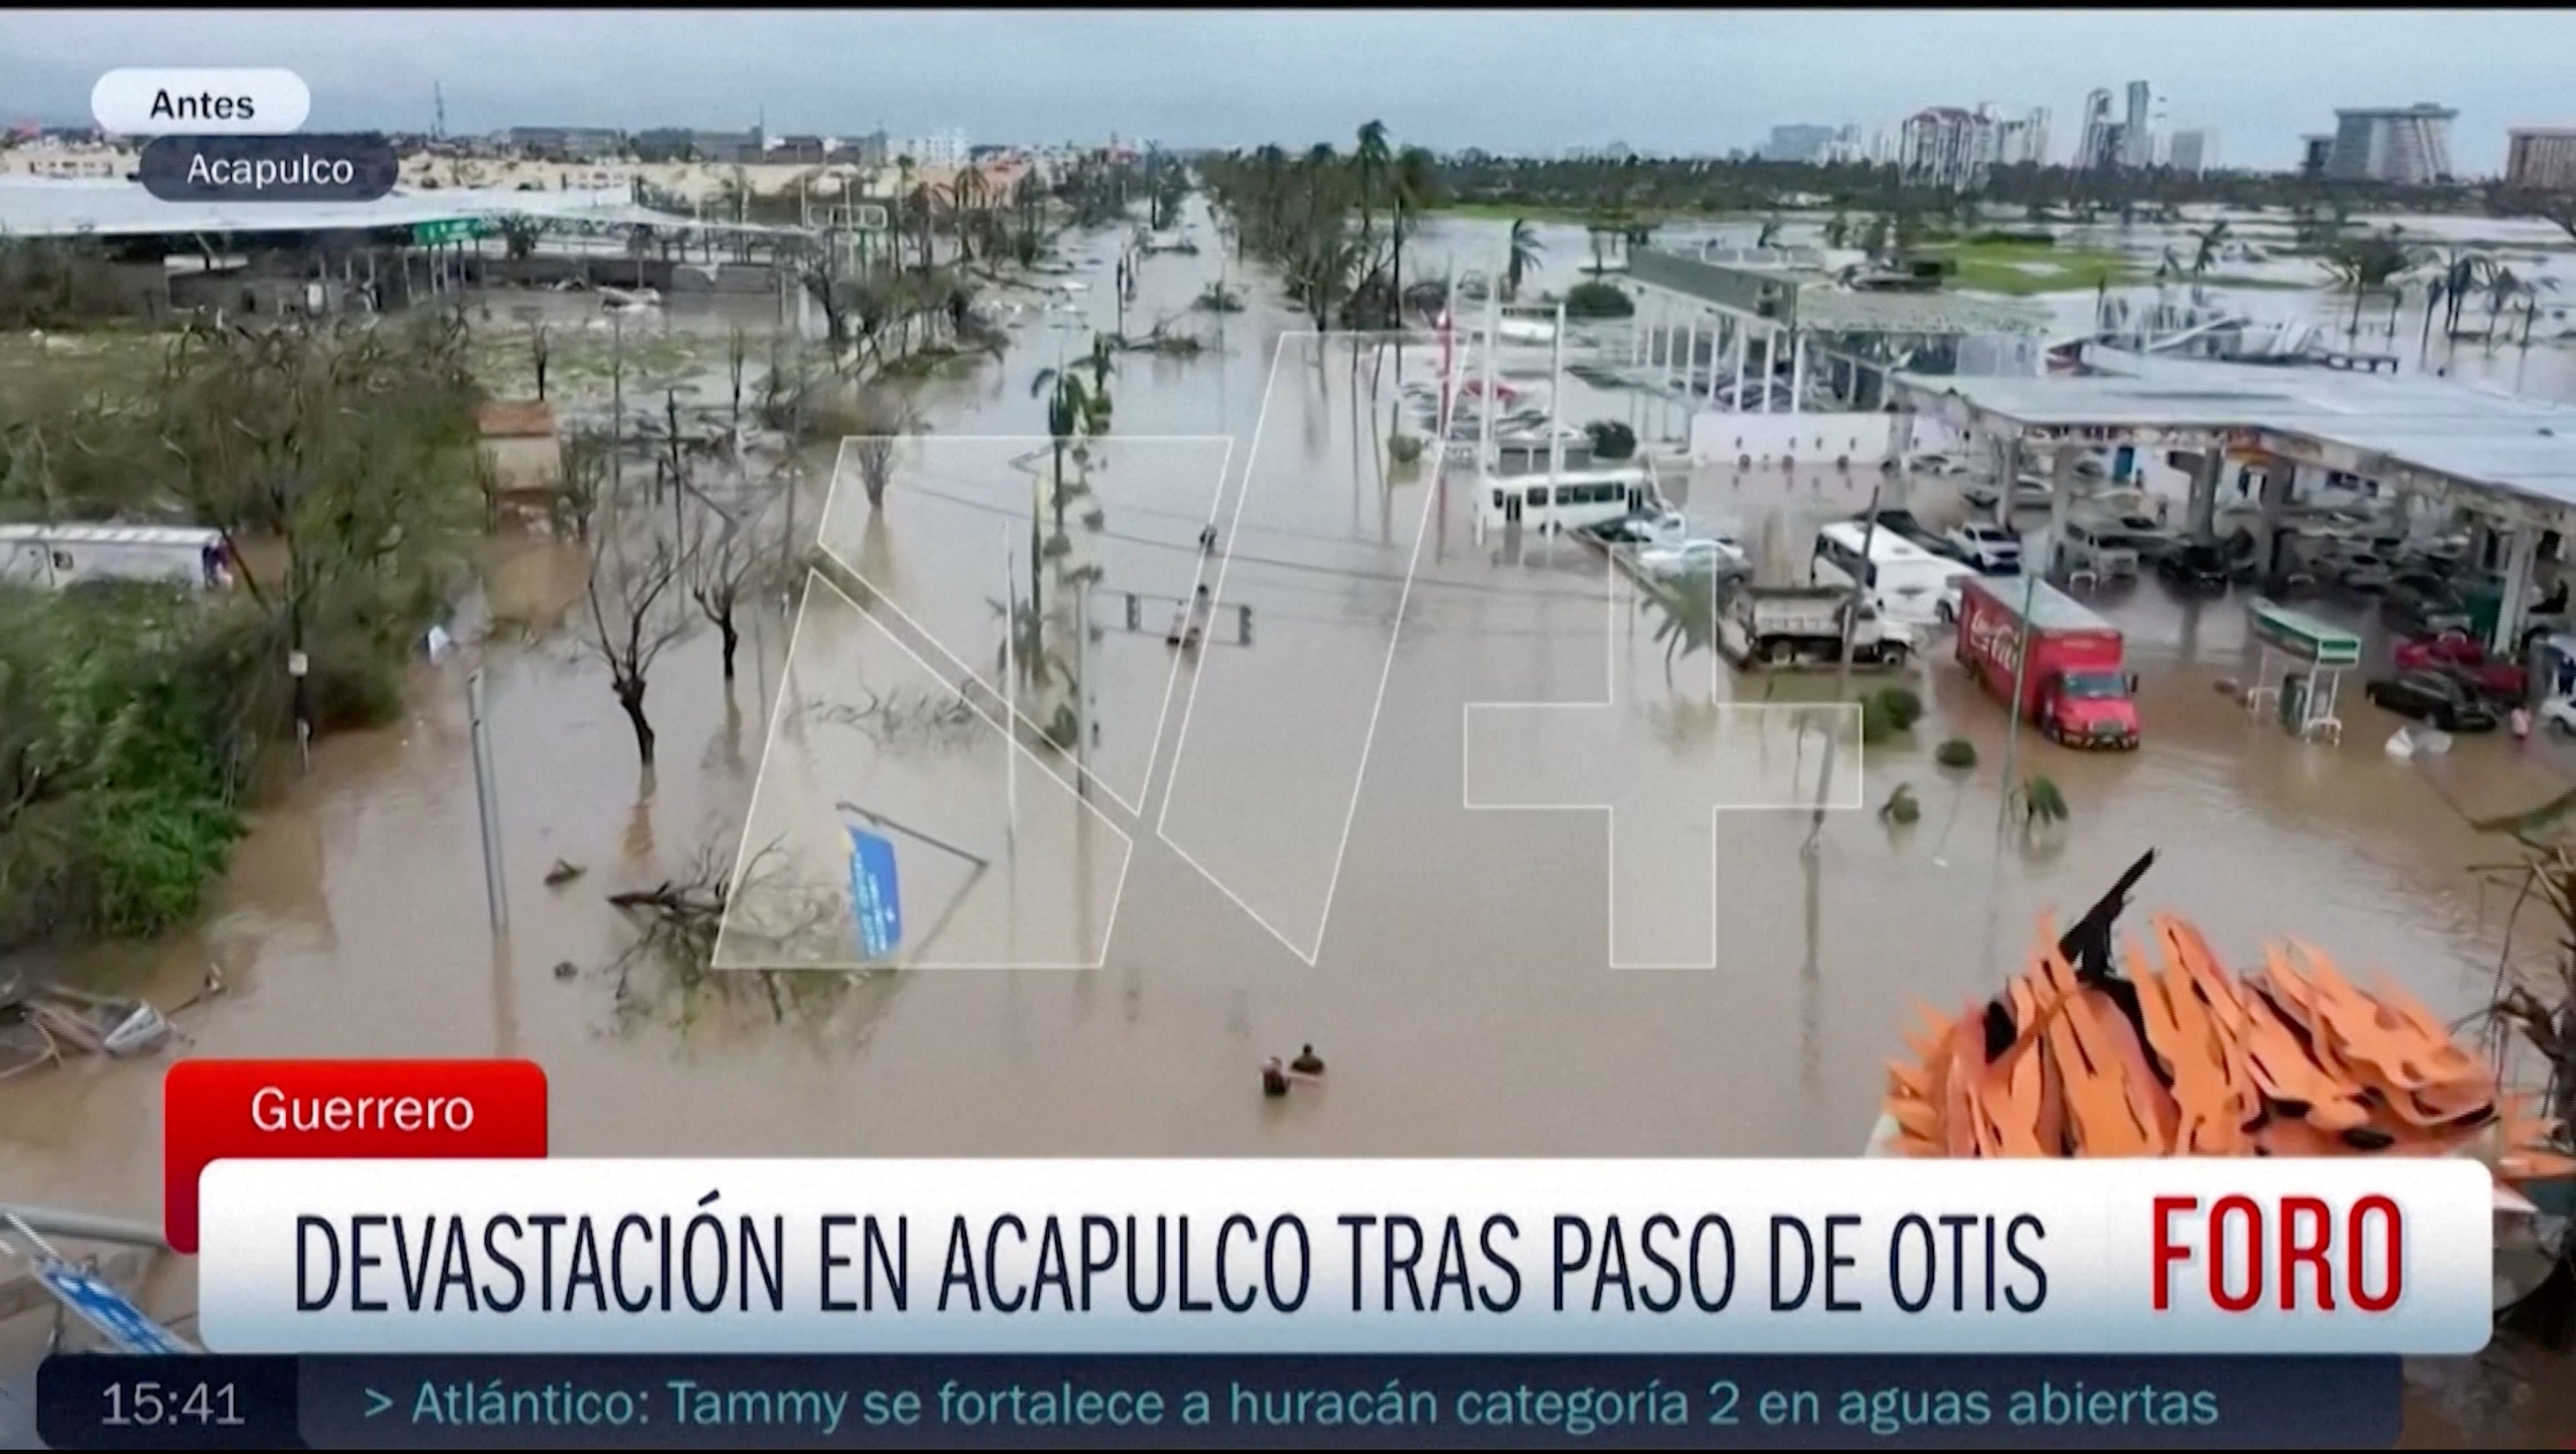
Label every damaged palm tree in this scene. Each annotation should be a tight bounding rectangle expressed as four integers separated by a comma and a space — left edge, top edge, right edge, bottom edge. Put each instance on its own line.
2372, 778, 2576, 1345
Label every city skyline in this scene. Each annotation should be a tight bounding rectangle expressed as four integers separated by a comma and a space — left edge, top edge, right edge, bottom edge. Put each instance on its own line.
0, 9, 2567, 173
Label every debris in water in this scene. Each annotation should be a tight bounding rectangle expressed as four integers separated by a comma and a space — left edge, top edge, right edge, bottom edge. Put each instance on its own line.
1873, 853, 2572, 1188
544, 859, 587, 887
552, 960, 580, 981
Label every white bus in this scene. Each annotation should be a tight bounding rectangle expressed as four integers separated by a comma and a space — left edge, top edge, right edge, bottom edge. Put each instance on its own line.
0, 524, 235, 592
1475, 464, 1659, 534
1809, 521, 1979, 628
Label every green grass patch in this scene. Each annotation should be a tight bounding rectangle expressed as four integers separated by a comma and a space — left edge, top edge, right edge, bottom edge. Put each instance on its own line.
1924, 239, 2142, 296
1428, 200, 1760, 226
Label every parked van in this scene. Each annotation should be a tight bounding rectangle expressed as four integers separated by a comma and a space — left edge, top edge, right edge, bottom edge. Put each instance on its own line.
0, 524, 234, 591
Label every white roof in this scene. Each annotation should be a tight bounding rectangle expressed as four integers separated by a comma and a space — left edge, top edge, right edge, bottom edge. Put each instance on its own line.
0, 178, 802, 240
1895, 349, 2576, 516
0, 523, 221, 546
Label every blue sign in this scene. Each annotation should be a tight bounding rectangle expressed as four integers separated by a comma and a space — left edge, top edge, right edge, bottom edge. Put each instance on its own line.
847, 826, 903, 960
36, 1260, 195, 1354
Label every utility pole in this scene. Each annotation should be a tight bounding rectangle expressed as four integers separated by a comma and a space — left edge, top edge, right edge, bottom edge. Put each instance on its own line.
467, 669, 508, 931
1074, 578, 1092, 800
1804, 485, 1884, 859
1993, 564, 2042, 841
1002, 540, 1019, 846
610, 312, 625, 499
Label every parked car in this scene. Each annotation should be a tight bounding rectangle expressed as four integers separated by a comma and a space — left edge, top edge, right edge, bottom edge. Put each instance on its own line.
1638, 537, 1750, 580
2393, 631, 2528, 700
1963, 478, 2054, 511
1943, 521, 2024, 574
2380, 571, 2472, 636
2363, 670, 2500, 732
1857, 507, 1929, 539
1584, 509, 1686, 547
2325, 548, 2394, 593
2155, 541, 2232, 594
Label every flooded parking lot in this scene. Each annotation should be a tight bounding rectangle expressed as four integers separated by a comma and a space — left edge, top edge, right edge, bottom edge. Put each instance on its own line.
3, 206, 2571, 1444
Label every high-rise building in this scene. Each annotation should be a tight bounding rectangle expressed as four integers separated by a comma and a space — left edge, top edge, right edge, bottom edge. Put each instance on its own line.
2506, 127, 2576, 192
1988, 106, 2050, 167
1762, 124, 1838, 163
2121, 81, 2168, 168
1897, 105, 2042, 188
2325, 105, 2455, 184
2167, 129, 2217, 175
2299, 135, 2334, 176
2075, 88, 2120, 170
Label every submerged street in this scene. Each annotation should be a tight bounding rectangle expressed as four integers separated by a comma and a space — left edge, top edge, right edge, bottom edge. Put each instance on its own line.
3, 202, 2574, 1445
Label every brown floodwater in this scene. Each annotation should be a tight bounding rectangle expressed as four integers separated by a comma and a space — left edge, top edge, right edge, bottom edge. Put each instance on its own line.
3, 206, 2570, 1447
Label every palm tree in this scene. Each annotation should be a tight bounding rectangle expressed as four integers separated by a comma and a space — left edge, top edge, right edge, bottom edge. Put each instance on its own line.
1503, 217, 1544, 302
2483, 265, 2524, 352
1755, 214, 1783, 250
2324, 227, 2416, 340
1639, 574, 1720, 690
1387, 145, 1435, 423
1822, 211, 1850, 250
948, 164, 990, 262
2186, 219, 2228, 302
1353, 120, 1391, 272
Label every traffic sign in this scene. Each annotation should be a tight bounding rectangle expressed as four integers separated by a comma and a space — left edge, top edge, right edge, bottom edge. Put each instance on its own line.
847, 827, 903, 960
35, 1260, 195, 1354
411, 217, 491, 246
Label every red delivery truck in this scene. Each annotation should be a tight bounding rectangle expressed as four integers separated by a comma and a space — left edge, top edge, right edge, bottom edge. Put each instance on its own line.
1955, 576, 2141, 749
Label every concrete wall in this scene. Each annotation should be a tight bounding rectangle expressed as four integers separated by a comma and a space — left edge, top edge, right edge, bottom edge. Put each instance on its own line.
1689, 410, 1922, 467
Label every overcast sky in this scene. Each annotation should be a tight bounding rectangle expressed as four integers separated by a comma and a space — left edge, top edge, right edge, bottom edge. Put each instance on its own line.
1, 9, 2562, 172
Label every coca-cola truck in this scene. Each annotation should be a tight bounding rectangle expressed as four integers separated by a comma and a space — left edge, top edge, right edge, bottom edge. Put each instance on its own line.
1955, 576, 2141, 749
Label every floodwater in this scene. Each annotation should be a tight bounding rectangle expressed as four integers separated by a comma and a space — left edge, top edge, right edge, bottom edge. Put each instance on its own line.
3, 204, 2572, 1446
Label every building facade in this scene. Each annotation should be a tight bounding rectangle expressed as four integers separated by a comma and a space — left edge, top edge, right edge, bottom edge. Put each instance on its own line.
2325, 105, 2456, 184
2506, 127, 2576, 192
2121, 81, 2168, 168
1898, 104, 2048, 188
1994, 106, 2050, 168
2300, 134, 2334, 176
507, 127, 626, 162
2167, 129, 2217, 175
1762, 124, 1838, 163
2075, 89, 2120, 170
903, 129, 970, 170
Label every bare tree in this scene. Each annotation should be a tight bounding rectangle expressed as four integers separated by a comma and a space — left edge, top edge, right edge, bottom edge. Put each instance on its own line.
726, 324, 746, 432
531, 323, 550, 401
554, 430, 607, 540
583, 480, 698, 769
848, 388, 916, 510
682, 474, 774, 684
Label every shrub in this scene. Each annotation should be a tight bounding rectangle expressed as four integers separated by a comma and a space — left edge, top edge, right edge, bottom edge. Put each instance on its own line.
1870, 685, 1925, 732
1935, 737, 1978, 769
1387, 432, 1425, 465
1879, 782, 1922, 825
1584, 419, 1638, 461
1563, 279, 1635, 319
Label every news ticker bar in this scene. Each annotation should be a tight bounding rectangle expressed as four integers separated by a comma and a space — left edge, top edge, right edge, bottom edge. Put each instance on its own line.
196, 1158, 2488, 1355
38, 1354, 2398, 1450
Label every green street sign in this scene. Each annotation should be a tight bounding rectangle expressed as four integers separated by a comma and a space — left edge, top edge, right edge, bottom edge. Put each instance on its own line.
412, 217, 492, 245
